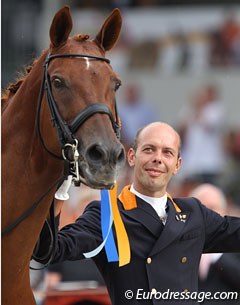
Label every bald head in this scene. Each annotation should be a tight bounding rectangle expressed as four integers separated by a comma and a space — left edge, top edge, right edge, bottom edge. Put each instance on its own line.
191, 184, 227, 216
133, 122, 181, 157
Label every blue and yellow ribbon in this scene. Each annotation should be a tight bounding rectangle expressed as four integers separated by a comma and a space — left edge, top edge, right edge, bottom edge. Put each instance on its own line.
83, 184, 180, 267
109, 184, 131, 266
83, 184, 130, 267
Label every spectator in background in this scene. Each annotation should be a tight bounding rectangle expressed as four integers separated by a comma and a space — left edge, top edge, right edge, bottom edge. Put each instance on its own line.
118, 84, 159, 188
219, 13, 240, 67
209, 12, 240, 67
222, 128, 240, 209
119, 84, 159, 150
177, 84, 225, 185
191, 183, 240, 305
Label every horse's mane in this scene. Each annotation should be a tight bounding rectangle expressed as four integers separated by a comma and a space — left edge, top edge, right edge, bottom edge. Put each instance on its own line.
1, 51, 49, 113
1, 65, 34, 113
3, 66, 32, 95
1, 36, 89, 113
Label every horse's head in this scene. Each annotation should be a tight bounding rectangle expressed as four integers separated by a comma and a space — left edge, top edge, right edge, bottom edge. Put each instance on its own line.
40, 6, 125, 189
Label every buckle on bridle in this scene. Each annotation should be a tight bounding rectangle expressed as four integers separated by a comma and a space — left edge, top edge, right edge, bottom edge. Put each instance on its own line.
62, 139, 81, 185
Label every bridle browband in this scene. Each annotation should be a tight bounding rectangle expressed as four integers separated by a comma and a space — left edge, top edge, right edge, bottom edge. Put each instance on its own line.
2, 52, 121, 239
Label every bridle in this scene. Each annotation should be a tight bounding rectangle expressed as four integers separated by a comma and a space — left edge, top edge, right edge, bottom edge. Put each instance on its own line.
37, 52, 121, 186
2, 52, 121, 238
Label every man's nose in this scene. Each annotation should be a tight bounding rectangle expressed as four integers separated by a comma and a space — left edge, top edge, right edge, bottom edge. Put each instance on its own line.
153, 151, 162, 163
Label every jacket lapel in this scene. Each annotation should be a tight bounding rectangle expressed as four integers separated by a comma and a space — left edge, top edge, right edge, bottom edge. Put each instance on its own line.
149, 198, 190, 256
121, 197, 164, 238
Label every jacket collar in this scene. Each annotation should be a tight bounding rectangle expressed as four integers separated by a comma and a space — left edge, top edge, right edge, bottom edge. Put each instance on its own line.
118, 186, 190, 255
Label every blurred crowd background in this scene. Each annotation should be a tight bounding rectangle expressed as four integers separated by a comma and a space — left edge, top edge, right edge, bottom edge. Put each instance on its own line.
2, 1, 240, 304
3, 0, 240, 208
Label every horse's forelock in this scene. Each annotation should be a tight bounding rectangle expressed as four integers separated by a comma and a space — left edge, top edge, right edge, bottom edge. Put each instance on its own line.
73, 34, 90, 42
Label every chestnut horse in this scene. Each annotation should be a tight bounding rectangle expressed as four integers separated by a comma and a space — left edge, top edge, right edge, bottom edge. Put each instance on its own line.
2, 6, 125, 305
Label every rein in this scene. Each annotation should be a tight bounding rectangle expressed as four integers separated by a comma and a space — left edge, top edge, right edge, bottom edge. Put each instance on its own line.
2, 52, 121, 241
1, 175, 65, 237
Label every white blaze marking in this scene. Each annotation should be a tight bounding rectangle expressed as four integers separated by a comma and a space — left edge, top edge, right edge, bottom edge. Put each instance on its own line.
84, 57, 90, 69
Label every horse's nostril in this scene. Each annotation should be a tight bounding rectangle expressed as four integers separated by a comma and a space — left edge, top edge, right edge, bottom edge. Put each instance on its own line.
87, 145, 106, 163
111, 145, 125, 165
86, 143, 125, 166
117, 147, 125, 164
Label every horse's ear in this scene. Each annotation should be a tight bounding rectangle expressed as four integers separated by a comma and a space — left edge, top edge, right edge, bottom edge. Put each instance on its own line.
50, 6, 73, 48
95, 8, 122, 51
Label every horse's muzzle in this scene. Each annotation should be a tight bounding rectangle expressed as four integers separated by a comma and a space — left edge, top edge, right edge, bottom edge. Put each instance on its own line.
79, 142, 125, 188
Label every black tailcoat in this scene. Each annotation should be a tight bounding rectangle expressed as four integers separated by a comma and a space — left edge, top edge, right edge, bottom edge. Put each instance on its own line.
38, 196, 240, 304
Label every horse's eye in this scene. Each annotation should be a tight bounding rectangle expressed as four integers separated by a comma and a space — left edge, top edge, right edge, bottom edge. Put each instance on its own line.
114, 81, 121, 92
52, 77, 64, 88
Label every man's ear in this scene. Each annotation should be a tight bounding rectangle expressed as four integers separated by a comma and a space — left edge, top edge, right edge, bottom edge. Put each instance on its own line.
127, 148, 135, 167
173, 157, 182, 175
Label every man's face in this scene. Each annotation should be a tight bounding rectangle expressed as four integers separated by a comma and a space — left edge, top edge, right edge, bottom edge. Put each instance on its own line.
128, 123, 182, 197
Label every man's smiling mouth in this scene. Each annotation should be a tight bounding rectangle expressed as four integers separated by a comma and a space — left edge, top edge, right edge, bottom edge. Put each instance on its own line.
145, 168, 164, 176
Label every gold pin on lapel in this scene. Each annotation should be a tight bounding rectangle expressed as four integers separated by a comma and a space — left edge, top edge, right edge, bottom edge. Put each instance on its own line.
179, 214, 187, 223
176, 214, 187, 222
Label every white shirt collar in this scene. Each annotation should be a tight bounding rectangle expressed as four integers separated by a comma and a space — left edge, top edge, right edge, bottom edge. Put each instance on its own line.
130, 184, 168, 220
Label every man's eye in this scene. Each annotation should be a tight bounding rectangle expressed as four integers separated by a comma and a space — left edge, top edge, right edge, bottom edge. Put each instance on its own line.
144, 147, 152, 152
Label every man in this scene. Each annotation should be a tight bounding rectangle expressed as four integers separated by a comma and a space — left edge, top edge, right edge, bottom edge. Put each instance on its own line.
36, 122, 240, 305
119, 84, 159, 151
177, 84, 225, 184
191, 184, 240, 305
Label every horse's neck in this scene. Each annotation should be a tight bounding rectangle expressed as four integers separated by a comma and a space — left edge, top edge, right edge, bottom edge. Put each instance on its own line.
3, 65, 43, 134
1, 61, 63, 247
2, 56, 63, 193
